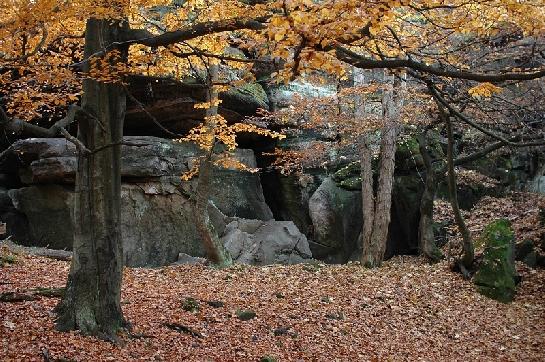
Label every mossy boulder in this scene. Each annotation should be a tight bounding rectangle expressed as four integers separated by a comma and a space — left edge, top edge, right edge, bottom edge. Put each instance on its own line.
474, 219, 517, 303
220, 83, 269, 115
308, 177, 362, 262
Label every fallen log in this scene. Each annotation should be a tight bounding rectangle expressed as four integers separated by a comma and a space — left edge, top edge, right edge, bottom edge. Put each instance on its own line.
0, 287, 65, 303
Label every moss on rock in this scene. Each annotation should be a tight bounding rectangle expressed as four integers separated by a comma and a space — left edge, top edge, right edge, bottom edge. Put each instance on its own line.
338, 176, 362, 191
222, 83, 269, 114
333, 162, 361, 190
474, 219, 517, 303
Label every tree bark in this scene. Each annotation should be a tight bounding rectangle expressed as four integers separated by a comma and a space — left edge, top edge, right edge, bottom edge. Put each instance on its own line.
360, 71, 404, 267
417, 133, 443, 262
359, 135, 375, 264
194, 64, 232, 267
445, 114, 474, 269
55, 18, 128, 339
363, 120, 398, 267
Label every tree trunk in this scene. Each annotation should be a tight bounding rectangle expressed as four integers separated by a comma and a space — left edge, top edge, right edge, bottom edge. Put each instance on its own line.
194, 64, 232, 267
417, 133, 443, 262
55, 18, 128, 339
364, 120, 398, 267
353, 69, 376, 262
445, 114, 474, 269
360, 135, 375, 264
360, 71, 404, 267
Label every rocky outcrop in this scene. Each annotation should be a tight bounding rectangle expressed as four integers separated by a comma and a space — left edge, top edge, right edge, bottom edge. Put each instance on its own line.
1, 136, 273, 266
1, 136, 273, 218
222, 218, 312, 265
7, 182, 202, 266
8, 185, 74, 250
124, 76, 269, 137
4, 136, 200, 183
308, 177, 362, 263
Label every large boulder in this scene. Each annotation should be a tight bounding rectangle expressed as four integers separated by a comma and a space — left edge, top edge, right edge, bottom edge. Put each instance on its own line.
120, 181, 205, 266
474, 219, 518, 303
5, 176, 274, 266
209, 167, 273, 220
261, 171, 320, 235
222, 218, 312, 265
308, 177, 362, 263
220, 83, 269, 115
1, 136, 273, 220
4, 136, 201, 183
8, 185, 74, 250
7, 182, 205, 266
3, 136, 274, 266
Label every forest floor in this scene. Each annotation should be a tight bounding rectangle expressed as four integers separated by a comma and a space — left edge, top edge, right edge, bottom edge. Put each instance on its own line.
1, 253, 544, 361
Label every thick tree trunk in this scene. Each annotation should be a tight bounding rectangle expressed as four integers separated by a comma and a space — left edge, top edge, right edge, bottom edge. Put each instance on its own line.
56, 19, 128, 339
417, 133, 443, 262
445, 114, 474, 269
194, 64, 232, 267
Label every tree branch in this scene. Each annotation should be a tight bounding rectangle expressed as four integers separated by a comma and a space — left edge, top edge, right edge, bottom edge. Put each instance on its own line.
0, 105, 93, 154
0, 25, 48, 62
122, 17, 268, 47
335, 45, 545, 82
0, 104, 87, 138
428, 83, 545, 147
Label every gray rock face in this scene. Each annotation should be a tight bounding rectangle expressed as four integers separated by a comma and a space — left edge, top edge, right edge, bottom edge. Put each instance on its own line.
308, 177, 362, 263
220, 83, 269, 115
7, 183, 205, 266
4, 136, 273, 220
8, 185, 74, 250
120, 182, 205, 267
11, 138, 77, 161
222, 219, 312, 265
23, 157, 77, 184
209, 169, 273, 220
5, 178, 277, 267
6, 136, 199, 183
2, 136, 274, 266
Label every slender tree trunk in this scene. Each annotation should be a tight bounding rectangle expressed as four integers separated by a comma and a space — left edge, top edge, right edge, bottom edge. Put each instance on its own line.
417, 133, 443, 262
194, 64, 232, 267
366, 121, 398, 266
360, 135, 375, 263
445, 114, 474, 269
353, 69, 376, 262
56, 18, 128, 339
360, 71, 404, 267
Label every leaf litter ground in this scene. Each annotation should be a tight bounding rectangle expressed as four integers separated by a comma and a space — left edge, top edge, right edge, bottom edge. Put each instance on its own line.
1, 255, 544, 361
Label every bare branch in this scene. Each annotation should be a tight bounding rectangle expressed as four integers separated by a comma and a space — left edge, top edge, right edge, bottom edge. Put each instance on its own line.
59, 127, 91, 154
428, 83, 545, 147
335, 46, 545, 82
